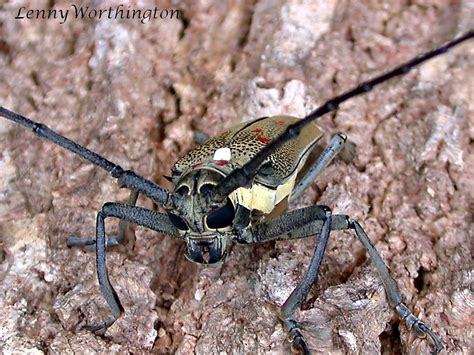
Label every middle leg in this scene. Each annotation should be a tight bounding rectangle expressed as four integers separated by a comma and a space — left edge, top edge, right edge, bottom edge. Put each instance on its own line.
66, 189, 139, 250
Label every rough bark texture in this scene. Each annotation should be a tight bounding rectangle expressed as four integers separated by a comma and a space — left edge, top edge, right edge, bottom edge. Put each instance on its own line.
0, 0, 473, 354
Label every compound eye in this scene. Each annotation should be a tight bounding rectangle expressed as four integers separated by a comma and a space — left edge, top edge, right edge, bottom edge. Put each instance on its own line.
199, 183, 214, 194
206, 198, 235, 229
167, 212, 188, 231
176, 185, 190, 195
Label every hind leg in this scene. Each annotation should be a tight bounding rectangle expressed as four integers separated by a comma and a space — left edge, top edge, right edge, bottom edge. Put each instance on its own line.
291, 134, 350, 201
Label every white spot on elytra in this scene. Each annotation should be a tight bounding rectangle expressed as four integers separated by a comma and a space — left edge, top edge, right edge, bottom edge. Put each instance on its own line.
213, 147, 231, 161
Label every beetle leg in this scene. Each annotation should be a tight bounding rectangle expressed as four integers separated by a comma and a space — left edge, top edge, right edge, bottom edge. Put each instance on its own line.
291, 134, 347, 201
86, 206, 123, 333
282, 207, 332, 355
67, 190, 139, 251
113, 189, 139, 246
244, 208, 443, 354
84, 202, 180, 333
349, 219, 443, 354
237, 205, 347, 243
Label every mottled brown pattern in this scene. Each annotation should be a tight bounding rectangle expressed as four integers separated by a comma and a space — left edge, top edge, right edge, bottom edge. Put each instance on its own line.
173, 115, 322, 186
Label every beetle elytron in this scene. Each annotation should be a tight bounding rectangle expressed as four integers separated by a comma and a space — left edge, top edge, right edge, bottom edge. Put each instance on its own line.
1, 31, 472, 354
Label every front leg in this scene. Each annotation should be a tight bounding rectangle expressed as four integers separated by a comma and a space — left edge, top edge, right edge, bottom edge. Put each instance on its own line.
350, 219, 443, 354
243, 206, 443, 354
281, 207, 333, 355
83, 202, 180, 332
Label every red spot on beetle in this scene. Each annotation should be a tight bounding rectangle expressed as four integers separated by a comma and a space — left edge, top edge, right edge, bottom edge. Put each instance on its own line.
253, 128, 263, 133
276, 120, 285, 125
259, 137, 271, 143
215, 160, 229, 166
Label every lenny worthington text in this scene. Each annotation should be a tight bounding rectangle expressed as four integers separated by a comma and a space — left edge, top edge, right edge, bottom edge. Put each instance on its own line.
14, 4, 181, 24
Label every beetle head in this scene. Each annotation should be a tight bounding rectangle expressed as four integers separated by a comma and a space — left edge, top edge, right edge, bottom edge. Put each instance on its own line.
166, 168, 235, 265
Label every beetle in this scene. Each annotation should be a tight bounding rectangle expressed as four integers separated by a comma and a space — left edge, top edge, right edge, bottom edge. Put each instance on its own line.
1, 30, 472, 354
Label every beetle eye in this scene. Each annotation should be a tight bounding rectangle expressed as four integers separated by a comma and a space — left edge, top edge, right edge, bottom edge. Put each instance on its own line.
167, 212, 188, 231
206, 198, 235, 229
199, 183, 214, 194
176, 185, 189, 195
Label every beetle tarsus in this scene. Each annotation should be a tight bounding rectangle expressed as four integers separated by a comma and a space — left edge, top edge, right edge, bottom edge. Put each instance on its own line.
287, 323, 310, 355
66, 235, 122, 251
396, 303, 443, 354
412, 320, 443, 355
291, 336, 310, 355
66, 236, 96, 247
84, 316, 116, 334
416, 322, 444, 355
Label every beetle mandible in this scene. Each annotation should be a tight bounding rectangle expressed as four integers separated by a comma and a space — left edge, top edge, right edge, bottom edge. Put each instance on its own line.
1, 28, 473, 354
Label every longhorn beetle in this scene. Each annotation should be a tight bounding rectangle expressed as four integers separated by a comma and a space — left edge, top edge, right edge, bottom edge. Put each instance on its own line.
1, 31, 472, 354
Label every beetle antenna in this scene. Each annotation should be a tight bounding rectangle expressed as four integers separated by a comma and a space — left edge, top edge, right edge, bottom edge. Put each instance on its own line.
0, 106, 175, 207
211, 30, 474, 200
0, 106, 125, 175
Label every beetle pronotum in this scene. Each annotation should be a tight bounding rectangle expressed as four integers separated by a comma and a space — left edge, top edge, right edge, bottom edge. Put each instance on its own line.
1, 29, 472, 353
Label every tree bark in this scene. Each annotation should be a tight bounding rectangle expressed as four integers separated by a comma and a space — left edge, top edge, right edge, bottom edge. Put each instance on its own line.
0, 0, 472, 353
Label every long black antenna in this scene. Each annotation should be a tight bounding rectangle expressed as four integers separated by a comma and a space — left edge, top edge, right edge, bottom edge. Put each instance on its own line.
0, 106, 123, 175
212, 31, 474, 200
0, 106, 173, 206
